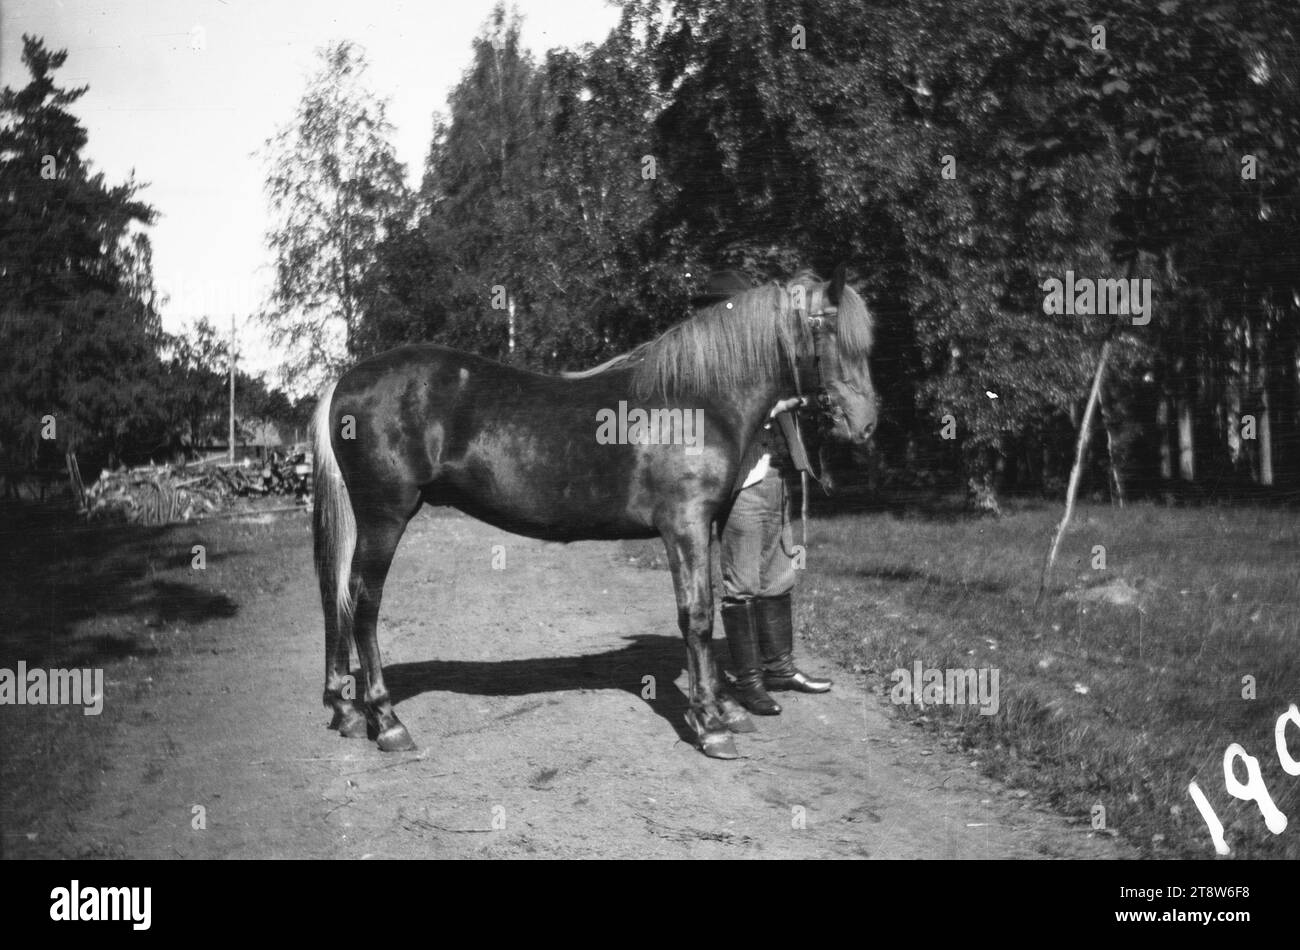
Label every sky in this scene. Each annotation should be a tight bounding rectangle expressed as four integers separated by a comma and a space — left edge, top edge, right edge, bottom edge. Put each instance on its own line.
0, 0, 624, 380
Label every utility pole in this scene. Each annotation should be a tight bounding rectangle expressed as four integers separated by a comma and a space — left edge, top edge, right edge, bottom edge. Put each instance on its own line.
229, 313, 236, 463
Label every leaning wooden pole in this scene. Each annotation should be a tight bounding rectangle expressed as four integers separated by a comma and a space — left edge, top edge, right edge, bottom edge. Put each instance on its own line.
65, 449, 85, 513
1035, 338, 1112, 610
229, 313, 237, 464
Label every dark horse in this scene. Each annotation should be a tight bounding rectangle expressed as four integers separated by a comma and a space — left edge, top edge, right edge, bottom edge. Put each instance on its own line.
312, 267, 877, 758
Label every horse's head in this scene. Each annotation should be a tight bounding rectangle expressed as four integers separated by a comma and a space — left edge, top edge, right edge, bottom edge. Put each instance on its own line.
786, 266, 878, 445
624, 267, 877, 448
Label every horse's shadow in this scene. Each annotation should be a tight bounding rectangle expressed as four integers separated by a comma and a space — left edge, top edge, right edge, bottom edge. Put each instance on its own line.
379, 633, 699, 744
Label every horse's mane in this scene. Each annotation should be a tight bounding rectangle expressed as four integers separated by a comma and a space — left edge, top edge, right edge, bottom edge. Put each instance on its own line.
562, 272, 873, 398
560, 345, 649, 379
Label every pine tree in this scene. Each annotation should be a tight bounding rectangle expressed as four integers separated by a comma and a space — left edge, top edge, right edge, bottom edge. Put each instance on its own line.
0, 35, 161, 468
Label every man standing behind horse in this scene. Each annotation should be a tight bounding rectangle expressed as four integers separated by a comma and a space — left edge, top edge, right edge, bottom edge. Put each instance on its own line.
691, 270, 833, 716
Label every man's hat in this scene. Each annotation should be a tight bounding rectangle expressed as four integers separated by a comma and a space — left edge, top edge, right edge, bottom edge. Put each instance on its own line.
689, 269, 756, 308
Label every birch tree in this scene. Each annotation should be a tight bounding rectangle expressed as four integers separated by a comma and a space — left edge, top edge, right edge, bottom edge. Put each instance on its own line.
260, 40, 412, 388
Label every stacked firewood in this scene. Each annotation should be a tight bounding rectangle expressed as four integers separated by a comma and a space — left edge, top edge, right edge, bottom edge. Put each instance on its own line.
84, 464, 228, 524
241, 451, 313, 499
83, 453, 311, 525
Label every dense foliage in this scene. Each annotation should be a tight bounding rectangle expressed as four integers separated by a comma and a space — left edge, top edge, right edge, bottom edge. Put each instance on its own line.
1, 37, 308, 477
7, 0, 1299, 504
344, 1, 1300, 503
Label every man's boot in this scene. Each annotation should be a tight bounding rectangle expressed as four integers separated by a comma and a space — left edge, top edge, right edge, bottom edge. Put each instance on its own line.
721, 599, 781, 715
756, 593, 832, 693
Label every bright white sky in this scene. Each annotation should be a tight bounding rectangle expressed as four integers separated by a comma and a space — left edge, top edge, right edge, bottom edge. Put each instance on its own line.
0, 0, 623, 382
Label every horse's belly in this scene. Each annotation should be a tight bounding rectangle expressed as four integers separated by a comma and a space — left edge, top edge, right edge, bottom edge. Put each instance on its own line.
441, 460, 654, 541
448, 493, 655, 542
436, 424, 728, 541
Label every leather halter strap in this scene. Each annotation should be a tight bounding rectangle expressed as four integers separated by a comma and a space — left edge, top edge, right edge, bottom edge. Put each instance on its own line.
774, 293, 837, 543
790, 297, 839, 412
784, 295, 841, 544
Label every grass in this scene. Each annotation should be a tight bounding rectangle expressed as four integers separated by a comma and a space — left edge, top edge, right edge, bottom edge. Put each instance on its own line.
626, 496, 1300, 859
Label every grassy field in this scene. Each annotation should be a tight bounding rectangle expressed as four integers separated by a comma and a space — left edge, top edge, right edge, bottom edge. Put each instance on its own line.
630, 494, 1300, 859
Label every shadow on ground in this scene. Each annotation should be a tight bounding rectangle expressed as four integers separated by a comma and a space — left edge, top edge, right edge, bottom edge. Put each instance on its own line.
382, 633, 697, 743
0, 504, 240, 667
831, 564, 1011, 594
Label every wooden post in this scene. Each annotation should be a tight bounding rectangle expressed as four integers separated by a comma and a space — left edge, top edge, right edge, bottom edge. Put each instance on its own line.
66, 450, 85, 512
1035, 339, 1112, 610
229, 313, 236, 463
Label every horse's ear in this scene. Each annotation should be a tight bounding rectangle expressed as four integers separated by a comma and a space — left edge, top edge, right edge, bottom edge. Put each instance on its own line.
828, 263, 848, 306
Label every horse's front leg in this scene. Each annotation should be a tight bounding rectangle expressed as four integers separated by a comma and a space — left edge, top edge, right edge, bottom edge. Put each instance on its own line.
662, 521, 744, 758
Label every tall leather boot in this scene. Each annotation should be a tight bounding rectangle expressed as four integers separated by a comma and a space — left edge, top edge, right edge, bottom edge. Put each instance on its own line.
721, 599, 781, 715
756, 593, 832, 693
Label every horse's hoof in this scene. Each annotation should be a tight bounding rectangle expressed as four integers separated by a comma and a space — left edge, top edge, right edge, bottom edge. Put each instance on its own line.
685, 710, 740, 759
699, 730, 741, 759
331, 709, 369, 738
376, 723, 416, 752
719, 700, 757, 734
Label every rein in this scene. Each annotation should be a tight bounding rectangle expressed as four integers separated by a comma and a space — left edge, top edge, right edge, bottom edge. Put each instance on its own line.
787, 297, 839, 550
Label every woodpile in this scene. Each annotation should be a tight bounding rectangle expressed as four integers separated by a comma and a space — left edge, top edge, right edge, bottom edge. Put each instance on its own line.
83, 453, 312, 526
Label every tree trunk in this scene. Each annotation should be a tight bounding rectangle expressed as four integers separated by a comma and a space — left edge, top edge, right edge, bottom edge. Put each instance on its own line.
1259, 384, 1274, 487
1268, 309, 1297, 487
507, 296, 516, 356
1157, 394, 1172, 480
963, 444, 1001, 515
1177, 394, 1195, 482
1098, 386, 1125, 507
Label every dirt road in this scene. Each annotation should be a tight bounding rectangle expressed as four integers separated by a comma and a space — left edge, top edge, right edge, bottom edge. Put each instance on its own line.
22, 508, 1125, 859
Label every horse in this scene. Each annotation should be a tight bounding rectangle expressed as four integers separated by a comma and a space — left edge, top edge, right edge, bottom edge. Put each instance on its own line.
311, 266, 877, 759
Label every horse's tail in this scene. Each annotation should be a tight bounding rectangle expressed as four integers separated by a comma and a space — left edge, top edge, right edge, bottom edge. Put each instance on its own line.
312, 380, 357, 631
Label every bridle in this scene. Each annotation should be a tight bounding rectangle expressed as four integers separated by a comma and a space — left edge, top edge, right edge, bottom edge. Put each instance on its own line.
786, 290, 842, 544
790, 294, 841, 430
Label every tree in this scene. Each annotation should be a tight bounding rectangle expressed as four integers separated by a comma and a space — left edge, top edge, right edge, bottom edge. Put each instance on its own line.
1084, 0, 1300, 494
350, 0, 1300, 505
366, 4, 668, 371
157, 318, 230, 446
416, 6, 552, 362
641, 0, 1120, 508
260, 40, 413, 389
0, 35, 163, 470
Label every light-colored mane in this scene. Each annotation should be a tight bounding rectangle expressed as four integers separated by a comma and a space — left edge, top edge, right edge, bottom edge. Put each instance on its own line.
560, 345, 649, 379
562, 272, 873, 399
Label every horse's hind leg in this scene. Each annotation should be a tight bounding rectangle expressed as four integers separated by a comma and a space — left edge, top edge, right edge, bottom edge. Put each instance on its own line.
350, 510, 418, 751
321, 550, 367, 737
662, 520, 741, 759
324, 618, 367, 738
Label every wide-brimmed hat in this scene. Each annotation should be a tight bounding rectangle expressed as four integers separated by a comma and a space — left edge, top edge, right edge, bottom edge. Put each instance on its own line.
689, 269, 756, 308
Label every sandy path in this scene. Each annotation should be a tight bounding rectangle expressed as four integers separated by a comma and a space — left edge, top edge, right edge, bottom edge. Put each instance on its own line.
69, 509, 1125, 859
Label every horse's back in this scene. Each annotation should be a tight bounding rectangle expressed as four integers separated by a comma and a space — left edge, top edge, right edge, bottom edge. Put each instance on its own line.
329, 344, 738, 540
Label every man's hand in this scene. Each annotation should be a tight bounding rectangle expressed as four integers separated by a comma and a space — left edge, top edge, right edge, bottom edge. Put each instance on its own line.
769, 396, 806, 418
